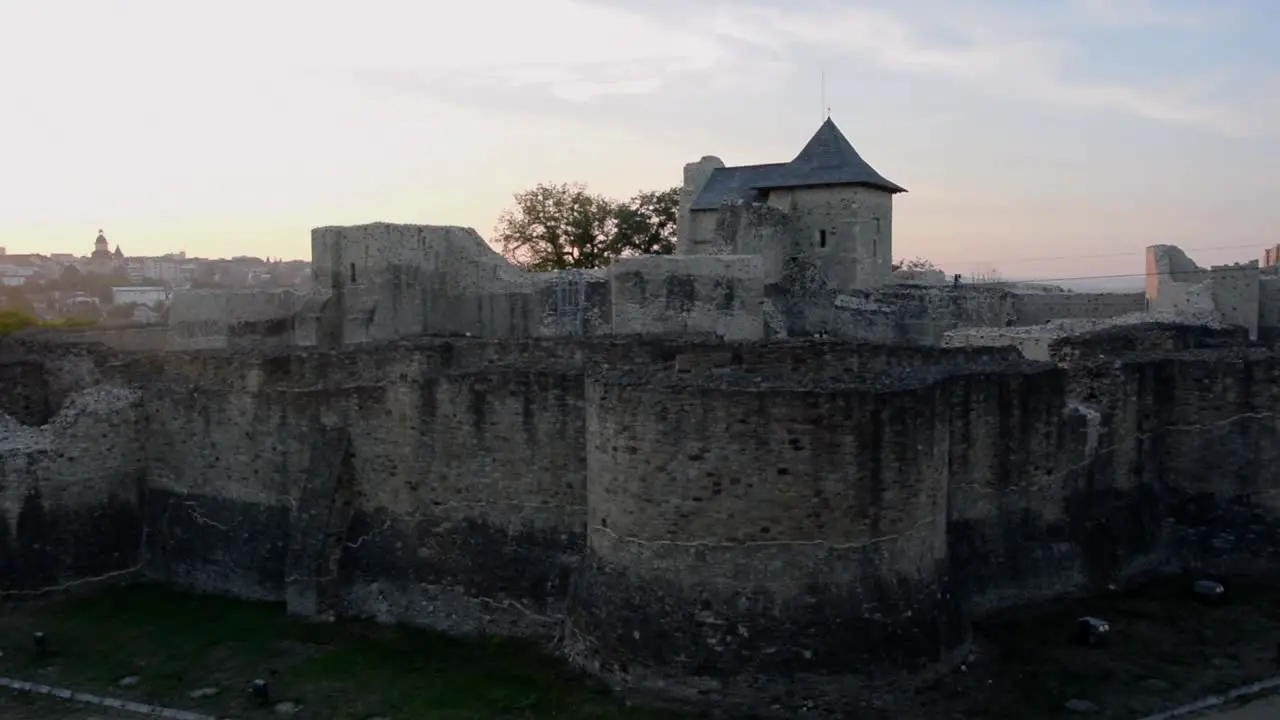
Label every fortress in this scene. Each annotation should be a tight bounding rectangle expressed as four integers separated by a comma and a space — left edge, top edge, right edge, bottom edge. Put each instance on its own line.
4, 120, 1280, 716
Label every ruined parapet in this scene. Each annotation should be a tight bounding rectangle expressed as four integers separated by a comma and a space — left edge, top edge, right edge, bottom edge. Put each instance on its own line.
1145, 244, 1258, 338
677, 156, 725, 254
168, 288, 307, 350
943, 310, 1233, 361
711, 201, 802, 284
1146, 244, 1208, 297
609, 255, 765, 341
311, 222, 537, 343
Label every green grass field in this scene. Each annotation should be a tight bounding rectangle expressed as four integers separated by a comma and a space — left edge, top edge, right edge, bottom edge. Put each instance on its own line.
2, 579, 1279, 719
0, 584, 682, 719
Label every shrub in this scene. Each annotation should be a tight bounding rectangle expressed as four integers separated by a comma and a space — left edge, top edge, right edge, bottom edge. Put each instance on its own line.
0, 309, 98, 336
0, 308, 38, 335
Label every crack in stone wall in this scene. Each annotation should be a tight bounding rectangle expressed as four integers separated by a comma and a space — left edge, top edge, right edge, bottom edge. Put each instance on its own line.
1, 330, 1278, 717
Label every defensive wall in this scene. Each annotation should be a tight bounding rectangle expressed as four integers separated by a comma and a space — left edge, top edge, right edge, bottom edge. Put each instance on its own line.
2, 329, 1279, 714
155, 222, 1145, 352
1147, 244, 1263, 340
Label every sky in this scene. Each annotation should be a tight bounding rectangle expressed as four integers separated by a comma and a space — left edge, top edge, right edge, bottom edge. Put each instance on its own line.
1, 0, 1277, 285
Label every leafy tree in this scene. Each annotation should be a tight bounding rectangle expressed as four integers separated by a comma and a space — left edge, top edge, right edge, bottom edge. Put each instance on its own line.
612, 187, 678, 258
495, 183, 617, 271
494, 183, 680, 271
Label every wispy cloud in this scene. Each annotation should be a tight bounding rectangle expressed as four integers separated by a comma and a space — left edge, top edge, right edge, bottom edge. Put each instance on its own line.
693, 1, 1259, 137
289, 0, 739, 103
1072, 0, 1203, 28
0, 0, 743, 104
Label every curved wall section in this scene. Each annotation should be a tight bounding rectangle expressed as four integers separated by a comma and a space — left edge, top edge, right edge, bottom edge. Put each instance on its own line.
568, 370, 967, 712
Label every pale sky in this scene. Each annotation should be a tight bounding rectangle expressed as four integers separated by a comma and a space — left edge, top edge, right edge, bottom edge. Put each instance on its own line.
1, 0, 1277, 282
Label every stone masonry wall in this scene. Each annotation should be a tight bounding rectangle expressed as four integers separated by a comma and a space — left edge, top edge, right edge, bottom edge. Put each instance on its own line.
765, 185, 894, 290
1012, 291, 1146, 325
785, 285, 1016, 343
571, 369, 967, 710
168, 289, 307, 350
1146, 244, 1260, 339
129, 341, 597, 635
565, 327, 1280, 713
0, 386, 146, 593
2, 332, 1280, 717
609, 255, 764, 340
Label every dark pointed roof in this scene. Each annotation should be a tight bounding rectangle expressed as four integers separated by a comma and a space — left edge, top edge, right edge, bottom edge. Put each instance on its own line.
765, 118, 904, 193
690, 118, 905, 210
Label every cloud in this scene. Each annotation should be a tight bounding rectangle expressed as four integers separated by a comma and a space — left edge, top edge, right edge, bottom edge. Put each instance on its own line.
1072, 0, 1203, 27
0, 0, 741, 104
701, 1, 1257, 137
290, 0, 741, 103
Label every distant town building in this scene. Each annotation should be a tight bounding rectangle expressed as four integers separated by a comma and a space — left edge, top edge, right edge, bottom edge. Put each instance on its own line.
0, 255, 44, 287
1264, 244, 1280, 268
125, 255, 185, 284
112, 286, 168, 307
91, 230, 112, 260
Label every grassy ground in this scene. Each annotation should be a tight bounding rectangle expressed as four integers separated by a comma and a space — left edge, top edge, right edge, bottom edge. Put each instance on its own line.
0, 584, 682, 719
0, 579, 1278, 719
917, 578, 1280, 719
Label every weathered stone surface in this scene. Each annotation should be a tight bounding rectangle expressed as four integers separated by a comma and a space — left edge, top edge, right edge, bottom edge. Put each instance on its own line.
1, 329, 1279, 716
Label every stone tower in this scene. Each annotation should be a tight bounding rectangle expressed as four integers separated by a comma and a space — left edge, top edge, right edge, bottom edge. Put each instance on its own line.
678, 118, 906, 290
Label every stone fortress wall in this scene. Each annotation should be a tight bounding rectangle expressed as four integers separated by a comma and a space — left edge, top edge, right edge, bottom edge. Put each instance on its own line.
156, 220, 1150, 351
3, 325, 1280, 715
8, 118, 1280, 715
947, 244, 1280, 359
154, 116, 1158, 352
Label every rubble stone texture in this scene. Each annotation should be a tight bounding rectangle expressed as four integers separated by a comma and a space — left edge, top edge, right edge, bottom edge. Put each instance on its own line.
2, 324, 1279, 716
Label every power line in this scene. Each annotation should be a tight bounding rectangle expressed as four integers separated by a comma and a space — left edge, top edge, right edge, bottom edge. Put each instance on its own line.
971, 263, 1267, 287
926, 242, 1267, 268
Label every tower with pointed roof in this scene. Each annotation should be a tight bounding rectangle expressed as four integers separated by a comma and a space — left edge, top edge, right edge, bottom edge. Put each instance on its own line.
678, 118, 905, 290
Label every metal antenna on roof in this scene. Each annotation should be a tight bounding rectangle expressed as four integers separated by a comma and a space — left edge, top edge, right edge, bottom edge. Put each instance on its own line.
820, 70, 826, 122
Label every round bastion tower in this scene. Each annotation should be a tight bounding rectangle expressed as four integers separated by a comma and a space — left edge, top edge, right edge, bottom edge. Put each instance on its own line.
566, 355, 968, 715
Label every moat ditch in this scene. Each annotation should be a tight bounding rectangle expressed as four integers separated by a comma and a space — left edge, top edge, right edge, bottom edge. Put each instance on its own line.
0, 578, 1277, 719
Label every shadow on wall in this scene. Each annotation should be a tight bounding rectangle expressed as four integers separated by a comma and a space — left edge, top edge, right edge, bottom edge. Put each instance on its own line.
4, 329, 1280, 715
